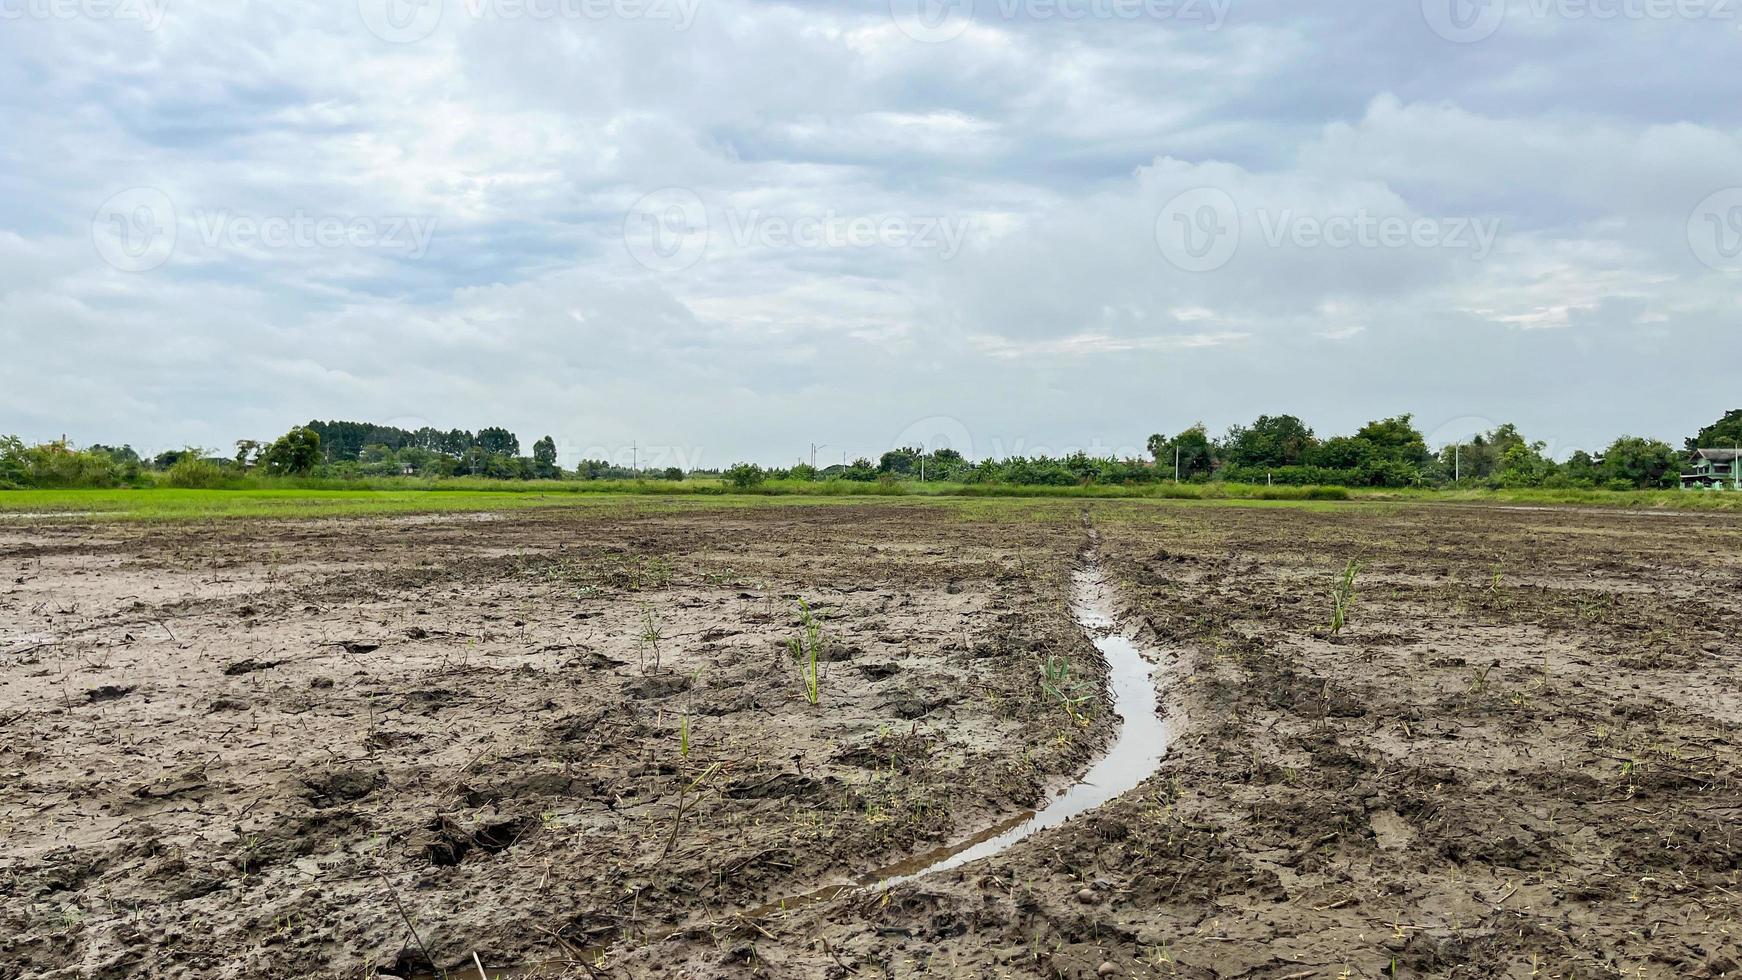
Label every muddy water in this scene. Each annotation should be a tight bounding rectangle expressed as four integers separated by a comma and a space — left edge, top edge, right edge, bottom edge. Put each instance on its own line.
416, 557, 1166, 978
887, 562, 1166, 880
737, 559, 1167, 918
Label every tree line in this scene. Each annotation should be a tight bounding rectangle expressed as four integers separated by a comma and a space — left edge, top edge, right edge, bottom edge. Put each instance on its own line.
5, 411, 1741, 490
0, 421, 680, 488
725, 413, 1719, 491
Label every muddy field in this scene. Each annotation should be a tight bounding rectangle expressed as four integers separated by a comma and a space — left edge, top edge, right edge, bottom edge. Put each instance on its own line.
3, 500, 1741, 979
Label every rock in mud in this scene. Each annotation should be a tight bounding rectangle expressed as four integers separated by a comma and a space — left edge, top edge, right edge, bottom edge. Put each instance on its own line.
305, 768, 383, 805
86, 685, 135, 703
622, 673, 692, 699
222, 658, 283, 675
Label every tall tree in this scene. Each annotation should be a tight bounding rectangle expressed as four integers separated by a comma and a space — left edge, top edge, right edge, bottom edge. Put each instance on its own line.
1148, 424, 1215, 478
1222, 414, 1317, 468
476, 427, 519, 457
531, 436, 560, 479
1688, 409, 1742, 455
260, 426, 321, 475
1601, 436, 1680, 489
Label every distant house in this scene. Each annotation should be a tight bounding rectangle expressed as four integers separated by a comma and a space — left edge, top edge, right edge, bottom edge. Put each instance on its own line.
1682, 449, 1742, 490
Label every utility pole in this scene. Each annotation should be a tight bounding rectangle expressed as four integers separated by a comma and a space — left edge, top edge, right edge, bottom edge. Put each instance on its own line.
1455, 442, 1461, 483
632, 441, 638, 476
810, 443, 826, 470
1174, 445, 1181, 482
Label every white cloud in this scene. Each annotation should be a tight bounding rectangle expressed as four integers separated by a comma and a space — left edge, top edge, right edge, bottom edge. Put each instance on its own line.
2, 1, 1741, 461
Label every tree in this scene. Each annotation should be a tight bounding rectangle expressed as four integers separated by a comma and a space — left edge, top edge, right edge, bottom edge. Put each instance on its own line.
476, 427, 519, 457
724, 462, 765, 489
789, 463, 819, 481
1305, 415, 1429, 487
234, 439, 262, 469
398, 446, 434, 475
1562, 450, 1599, 486
1688, 410, 1742, 456
1354, 415, 1430, 465
1222, 415, 1317, 468
1600, 436, 1680, 489
442, 429, 474, 457
260, 426, 322, 475
841, 458, 878, 482
531, 436, 560, 479
89, 444, 142, 466
1149, 425, 1215, 479
662, 466, 685, 481
1495, 439, 1555, 487
0, 435, 25, 487
926, 448, 968, 480
879, 447, 921, 475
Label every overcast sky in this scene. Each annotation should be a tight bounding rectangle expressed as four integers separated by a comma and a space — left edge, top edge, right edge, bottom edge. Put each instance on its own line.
2, 0, 1739, 467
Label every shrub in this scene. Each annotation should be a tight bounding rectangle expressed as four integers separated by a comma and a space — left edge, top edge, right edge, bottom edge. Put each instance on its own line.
162, 454, 232, 489
723, 462, 765, 489
0, 437, 131, 488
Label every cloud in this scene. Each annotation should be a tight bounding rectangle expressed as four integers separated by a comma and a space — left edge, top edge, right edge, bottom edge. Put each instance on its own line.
2, 0, 1740, 462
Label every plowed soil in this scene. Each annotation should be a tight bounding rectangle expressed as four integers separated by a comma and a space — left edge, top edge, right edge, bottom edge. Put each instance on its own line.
3, 500, 1739, 979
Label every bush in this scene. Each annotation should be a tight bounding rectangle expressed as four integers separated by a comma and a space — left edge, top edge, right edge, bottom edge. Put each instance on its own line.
723, 462, 765, 489
162, 455, 233, 489
0, 437, 132, 488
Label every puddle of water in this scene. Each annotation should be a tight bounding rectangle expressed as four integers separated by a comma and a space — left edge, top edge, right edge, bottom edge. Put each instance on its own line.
400, 555, 1168, 979
742, 560, 1167, 915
